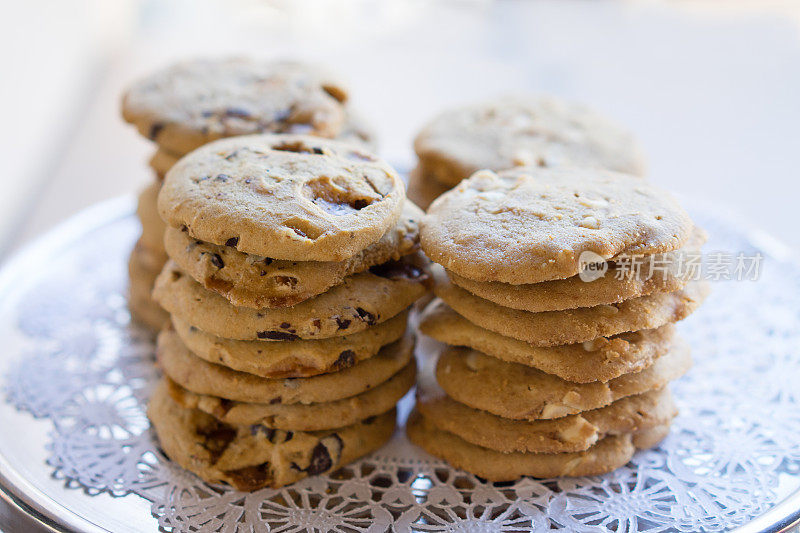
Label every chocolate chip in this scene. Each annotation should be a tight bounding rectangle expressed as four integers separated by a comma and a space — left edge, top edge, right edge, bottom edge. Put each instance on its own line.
148, 122, 164, 140
312, 319, 322, 329
334, 350, 355, 370
225, 237, 239, 247
355, 307, 377, 325
225, 107, 251, 118
279, 322, 291, 329
264, 258, 274, 265
196, 420, 236, 462
335, 317, 351, 330
210, 254, 224, 269
297, 434, 343, 475
225, 463, 271, 491
257, 330, 299, 340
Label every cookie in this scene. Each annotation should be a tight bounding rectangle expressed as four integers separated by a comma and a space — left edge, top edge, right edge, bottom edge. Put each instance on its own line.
149, 380, 395, 490
406, 166, 450, 211
149, 148, 181, 180
447, 226, 707, 313
171, 310, 408, 378
413, 96, 646, 187
419, 300, 673, 383
136, 181, 167, 254
157, 328, 414, 404
166, 358, 415, 430
157, 134, 406, 261
420, 167, 693, 284
164, 201, 423, 308
417, 380, 676, 453
436, 340, 691, 420
407, 411, 666, 481
436, 276, 709, 347
122, 58, 349, 155
153, 260, 428, 341
128, 240, 169, 330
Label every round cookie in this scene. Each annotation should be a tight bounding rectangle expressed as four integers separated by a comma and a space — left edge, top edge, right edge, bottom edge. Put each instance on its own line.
417, 381, 676, 454
128, 240, 168, 330
153, 260, 428, 341
148, 380, 395, 490
136, 181, 167, 254
164, 201, 423, 308
157, 328, 414, 404
447, 226, 707, 313
157, 134, 406, 261
406, 411, 666, 481
419, 299, 674, 383
149, 148, 181, 180
420, 167, 693, 284
171, 311, 408, 379
436, 342, 691, 421
122, 58, 349, 155
436, 276, 709, 347
166, 359, 415, 431
406, 166, 450, 211
413, 96, 646, 187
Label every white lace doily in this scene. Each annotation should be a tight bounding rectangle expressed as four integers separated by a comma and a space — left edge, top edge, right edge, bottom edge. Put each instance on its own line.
2, 197, 800, 532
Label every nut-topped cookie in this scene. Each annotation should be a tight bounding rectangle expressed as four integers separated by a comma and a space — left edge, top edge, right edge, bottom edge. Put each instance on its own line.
122, 58, 350, 155
158, 134, 406, 261
421, 167, 693, 285
414, 96, 646, 187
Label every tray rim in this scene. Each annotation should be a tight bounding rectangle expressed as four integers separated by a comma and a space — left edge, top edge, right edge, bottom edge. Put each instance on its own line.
0, 194, 798, 533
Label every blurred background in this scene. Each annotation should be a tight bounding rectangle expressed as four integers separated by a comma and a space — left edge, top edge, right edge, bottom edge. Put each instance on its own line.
1, 0, 799, 260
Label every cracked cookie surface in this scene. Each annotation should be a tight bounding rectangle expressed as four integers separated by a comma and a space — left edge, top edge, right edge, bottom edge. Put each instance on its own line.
158, 134, 405, 261
421, 167, 693, 284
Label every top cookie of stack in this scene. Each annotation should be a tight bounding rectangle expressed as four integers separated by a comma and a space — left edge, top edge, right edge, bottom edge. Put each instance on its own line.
122, 58, 374, 329
149, 133, 430, 490
409, 166, 709, 481
407, 96, 646, 209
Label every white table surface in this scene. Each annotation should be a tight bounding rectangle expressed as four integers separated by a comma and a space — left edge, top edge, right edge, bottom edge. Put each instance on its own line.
1, 0, 799, 257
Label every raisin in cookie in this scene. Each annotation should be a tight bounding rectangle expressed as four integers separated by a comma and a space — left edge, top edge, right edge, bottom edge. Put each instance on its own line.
148, 380, 395, 490
436, 276, 709, 347
407, 411, 666, 481
419, 299, 674, 383
171, 311, 407, 379
122, 58, 349, 155
164, 201, 424, 308
420, 167, 693, 284
436, 341, 690, 421
153, 260, 428, 341
166, 358, 415, 431
414, 96, 646, 187
157, 328, 413, 404
158, 134, 405, 261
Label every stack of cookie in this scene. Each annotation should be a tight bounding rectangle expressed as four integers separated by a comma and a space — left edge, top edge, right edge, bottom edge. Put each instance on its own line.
122, 57, 373, 329
147, 134, 429, 490
409, 166, 708, 480
408, 96, 646, 209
